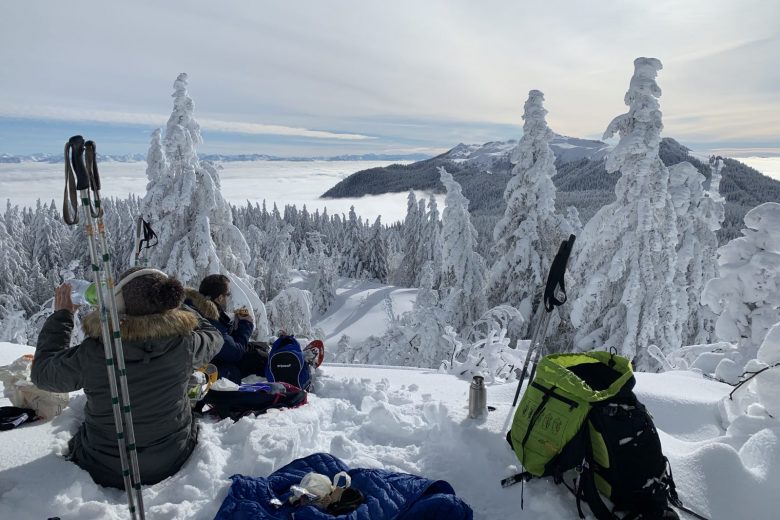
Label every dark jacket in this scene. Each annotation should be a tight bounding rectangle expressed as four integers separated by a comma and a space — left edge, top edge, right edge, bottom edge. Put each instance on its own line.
214, 452, 474, 520
31, 307, 223, 488
184, 288, 253, 364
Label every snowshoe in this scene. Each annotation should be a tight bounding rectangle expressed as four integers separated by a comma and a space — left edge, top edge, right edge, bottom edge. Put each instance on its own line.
304, 340, 325, 368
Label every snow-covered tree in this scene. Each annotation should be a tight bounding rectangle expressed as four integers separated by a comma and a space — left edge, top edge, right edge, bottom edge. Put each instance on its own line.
488, 90, 580, 326
264, 222, 292, 301
142, 73, 256, 315
267, 287, 314, 338
439, 166, 488, 333
142, 129, 170, 222
411, 262, 448, 367
363, 217, 389, 283
669, 158, 724, 346
421, 195, 443, 288
143, 73, 221, 284
701, 202, 780, 376
203, 160, 252, 278
395, 191, 425, 287
339, 206, 365, 279
308, 232, 337, 314
570, 58, 680, 370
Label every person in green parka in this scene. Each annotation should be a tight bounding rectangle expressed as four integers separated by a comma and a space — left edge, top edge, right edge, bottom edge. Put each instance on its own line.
31, 268, 224, 489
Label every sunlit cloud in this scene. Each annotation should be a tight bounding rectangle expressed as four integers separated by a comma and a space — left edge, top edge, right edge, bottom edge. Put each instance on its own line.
0, 105, 374, 141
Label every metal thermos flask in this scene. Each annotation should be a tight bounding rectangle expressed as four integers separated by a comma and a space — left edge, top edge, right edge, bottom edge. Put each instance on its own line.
468, 375, 487, 418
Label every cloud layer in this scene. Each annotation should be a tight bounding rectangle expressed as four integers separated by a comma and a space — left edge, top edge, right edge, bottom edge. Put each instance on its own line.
0, 0, 777, 154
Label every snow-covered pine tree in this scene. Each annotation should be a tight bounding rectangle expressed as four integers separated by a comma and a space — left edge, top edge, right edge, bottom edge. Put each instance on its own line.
668, 159, 724, 346
264, 221, 292, 301
0, 214, 34, 341
143, 73, 221, 284
439, 166, 488, 333
425, 195, 443, 288
203, 159, 252, 279
308, 231, 337, 314
363, 217, 389, 283
569, 58, 680, 370
701, 202, 780, 379
246, 230, 268, 300
30, 200, 65, 279
488, 90, 579, 327
141, 74, 256, 300
395, 191, 425, 287
142, 128, 170, 222
412, 261, 448, 367
339, 206, 365, 279
695, 157, 726, 344
267, 287, 314, 338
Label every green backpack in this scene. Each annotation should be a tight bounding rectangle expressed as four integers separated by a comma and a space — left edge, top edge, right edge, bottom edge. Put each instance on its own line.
505, 351, 689, 520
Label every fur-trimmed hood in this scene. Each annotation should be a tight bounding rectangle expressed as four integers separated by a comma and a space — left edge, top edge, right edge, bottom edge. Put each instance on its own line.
82, 308, 199, 342
184, 288, 220, 321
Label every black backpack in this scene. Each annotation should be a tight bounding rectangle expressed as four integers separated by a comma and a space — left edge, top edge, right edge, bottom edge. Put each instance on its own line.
576, 385, 682, 519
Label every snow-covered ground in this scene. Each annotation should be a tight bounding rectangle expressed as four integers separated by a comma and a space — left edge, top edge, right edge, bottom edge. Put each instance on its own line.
0, 160, 445, 225
1, 282, 778, 519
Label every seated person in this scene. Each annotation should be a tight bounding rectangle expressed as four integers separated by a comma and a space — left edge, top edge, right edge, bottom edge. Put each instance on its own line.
32, 268, 224, 489
185, 274, 266, 384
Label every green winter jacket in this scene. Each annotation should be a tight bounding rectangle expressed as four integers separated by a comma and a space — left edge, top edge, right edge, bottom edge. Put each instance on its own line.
31, 307, 223, 489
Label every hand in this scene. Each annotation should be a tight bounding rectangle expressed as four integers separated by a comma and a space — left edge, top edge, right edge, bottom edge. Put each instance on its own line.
55, 284, 80, 314
235, 308, 254, 323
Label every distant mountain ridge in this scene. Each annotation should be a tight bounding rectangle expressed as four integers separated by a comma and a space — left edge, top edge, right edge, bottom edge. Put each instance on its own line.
0, 152, 430, 164
322, 135, 780, 247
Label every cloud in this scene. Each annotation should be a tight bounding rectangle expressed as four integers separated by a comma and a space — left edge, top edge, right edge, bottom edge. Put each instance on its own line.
0, 105, 374, 141
1, 0, 778, 152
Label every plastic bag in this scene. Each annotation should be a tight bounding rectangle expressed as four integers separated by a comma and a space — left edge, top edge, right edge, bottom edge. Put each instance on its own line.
0, 355, 69, 419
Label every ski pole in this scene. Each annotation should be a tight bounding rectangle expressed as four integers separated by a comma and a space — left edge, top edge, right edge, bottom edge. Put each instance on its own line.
65, 136, 145, 519
511, 234, 576, 407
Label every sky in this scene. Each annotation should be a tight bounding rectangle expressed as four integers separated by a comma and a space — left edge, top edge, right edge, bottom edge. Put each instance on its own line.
0, 0, 778, 157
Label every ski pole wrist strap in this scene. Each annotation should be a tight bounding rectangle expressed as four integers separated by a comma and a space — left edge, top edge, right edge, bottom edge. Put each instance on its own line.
544, 234, 576, 312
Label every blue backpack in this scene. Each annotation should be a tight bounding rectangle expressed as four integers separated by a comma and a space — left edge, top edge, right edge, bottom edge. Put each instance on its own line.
265, 335, 312, 391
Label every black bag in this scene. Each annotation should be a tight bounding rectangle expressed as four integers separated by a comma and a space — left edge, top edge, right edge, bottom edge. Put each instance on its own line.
196, 382, 307, 421
0, 406, 38, 431
577, 387, 681, 519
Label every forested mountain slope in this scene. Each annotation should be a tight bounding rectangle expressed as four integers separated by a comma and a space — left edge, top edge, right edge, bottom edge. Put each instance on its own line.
323, 136, 780, 245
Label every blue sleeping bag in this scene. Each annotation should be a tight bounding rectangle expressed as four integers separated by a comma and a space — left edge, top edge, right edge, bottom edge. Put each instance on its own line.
214, 452, 473, 520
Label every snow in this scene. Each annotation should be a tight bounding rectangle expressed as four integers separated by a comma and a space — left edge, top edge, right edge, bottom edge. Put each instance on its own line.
2, 277, 779, 520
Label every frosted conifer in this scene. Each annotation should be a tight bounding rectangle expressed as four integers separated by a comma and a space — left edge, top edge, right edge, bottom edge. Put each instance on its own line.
439, 166, 487, 333
364, 217, 389, 283
141, 73, 259, 322
669, 159, 724, 345
308, 232, 337, 314
570, 58, 680, 369
702, 202, 780, 368
488, 90, 579, 326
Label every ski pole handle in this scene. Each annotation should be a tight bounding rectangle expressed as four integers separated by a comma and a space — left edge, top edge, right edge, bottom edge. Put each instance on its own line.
68, 135, 90, 190
543, 234, 576, 312
85, 140, 101, 191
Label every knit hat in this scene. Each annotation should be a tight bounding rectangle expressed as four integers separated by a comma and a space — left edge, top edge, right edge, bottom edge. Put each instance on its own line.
114, 268, 184, 316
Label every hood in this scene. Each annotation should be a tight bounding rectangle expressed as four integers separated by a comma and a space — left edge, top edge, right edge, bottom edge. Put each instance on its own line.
82, 308, 199, 343
184, 288, 220, 321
